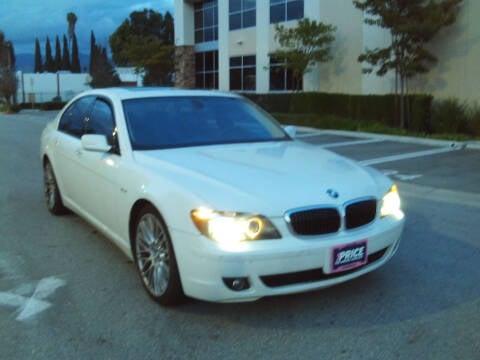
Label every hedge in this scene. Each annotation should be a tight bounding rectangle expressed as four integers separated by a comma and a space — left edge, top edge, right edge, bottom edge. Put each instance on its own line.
245, 92, 433, 132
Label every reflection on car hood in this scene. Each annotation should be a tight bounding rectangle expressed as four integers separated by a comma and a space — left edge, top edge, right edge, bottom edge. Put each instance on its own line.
133, 141, 381, 215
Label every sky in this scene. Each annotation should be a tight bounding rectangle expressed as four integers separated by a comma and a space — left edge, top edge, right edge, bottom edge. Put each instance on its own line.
0, 0, 174, 55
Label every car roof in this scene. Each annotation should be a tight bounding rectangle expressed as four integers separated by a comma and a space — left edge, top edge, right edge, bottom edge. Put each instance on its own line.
78, 87, 242, 101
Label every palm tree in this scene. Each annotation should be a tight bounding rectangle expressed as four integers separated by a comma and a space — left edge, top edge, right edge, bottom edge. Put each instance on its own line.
67, 12, 78, 50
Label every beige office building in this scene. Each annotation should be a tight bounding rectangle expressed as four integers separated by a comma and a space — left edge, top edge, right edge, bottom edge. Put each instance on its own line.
174, 0, 479, 103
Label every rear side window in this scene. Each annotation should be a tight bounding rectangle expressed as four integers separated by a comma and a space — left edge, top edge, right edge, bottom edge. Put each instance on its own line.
58, 96, 95, 138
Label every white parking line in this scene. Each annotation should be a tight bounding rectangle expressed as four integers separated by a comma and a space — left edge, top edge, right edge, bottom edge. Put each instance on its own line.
296, 132, 322, 138
381, 170, 423, 181
0, 276, 66, 321
322, 139, 384, 148
359, 147, 458, 166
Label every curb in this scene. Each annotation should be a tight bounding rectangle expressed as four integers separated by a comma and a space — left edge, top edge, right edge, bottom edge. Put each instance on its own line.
295, 126, 480, 150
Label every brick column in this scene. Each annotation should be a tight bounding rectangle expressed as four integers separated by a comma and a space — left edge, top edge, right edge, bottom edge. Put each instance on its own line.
175, 45, 195, 89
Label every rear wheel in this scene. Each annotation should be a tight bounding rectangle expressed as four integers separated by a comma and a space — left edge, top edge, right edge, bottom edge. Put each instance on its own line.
133, 205, 184, 305
43, 161, 67, 215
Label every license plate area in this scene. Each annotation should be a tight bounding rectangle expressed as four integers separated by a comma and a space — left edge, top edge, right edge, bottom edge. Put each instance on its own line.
331, 240, 368, 273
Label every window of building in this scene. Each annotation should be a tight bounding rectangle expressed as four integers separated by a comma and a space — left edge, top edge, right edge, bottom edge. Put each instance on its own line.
269, 57, 302, 91
229, 0, 256, 31
195, 51, 219, 89
230, 55, 256, 91
194, 1, 218, 43
270, 0, 304, 23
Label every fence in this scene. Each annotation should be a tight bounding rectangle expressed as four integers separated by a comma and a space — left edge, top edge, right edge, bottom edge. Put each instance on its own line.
16, 72, 91, 104
15, 68, 142, 104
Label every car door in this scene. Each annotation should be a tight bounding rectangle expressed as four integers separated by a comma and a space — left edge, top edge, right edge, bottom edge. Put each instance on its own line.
54, 96, 95, 208
75, 97, 123, 236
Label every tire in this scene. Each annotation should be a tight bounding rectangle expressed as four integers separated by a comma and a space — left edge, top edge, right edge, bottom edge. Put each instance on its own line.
133, 204, 184, 306
43, 161, 68, 215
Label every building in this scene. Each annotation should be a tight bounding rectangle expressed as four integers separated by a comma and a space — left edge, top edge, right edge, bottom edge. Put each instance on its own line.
174, 0, 480, 103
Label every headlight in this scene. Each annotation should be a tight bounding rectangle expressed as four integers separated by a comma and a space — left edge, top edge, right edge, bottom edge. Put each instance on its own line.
191, 208, 281, 243
381, 185, 403, 218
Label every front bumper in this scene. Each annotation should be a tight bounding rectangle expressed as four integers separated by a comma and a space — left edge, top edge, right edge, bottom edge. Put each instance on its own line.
171, 214, 404, 302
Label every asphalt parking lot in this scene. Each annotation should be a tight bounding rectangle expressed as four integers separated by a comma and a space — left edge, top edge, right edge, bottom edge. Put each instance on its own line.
1, 110, 479, 359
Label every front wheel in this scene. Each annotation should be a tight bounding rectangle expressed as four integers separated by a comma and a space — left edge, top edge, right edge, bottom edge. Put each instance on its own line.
43, 161, 67, 215
133, 205, 184, 306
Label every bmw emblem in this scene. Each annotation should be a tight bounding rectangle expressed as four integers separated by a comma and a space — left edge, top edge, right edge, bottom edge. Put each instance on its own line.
327, 189, 339, 199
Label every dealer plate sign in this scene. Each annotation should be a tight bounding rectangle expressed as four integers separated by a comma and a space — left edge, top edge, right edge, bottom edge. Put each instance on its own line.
331, 240, 368, 273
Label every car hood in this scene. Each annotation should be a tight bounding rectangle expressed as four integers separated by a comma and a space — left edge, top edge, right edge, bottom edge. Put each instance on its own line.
133, 141, 384, 215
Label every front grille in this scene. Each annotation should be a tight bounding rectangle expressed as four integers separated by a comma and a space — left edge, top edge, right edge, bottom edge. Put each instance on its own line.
286, 198, 377, 236
287, 208, 340, 235
260, 248, 388, 288
345, 199, 377, 229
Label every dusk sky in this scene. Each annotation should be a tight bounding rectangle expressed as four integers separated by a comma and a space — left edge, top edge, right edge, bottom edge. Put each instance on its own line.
0, 0, 174, 56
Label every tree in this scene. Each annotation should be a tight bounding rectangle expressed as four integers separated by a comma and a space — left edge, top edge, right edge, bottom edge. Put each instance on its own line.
89, 31, 96, 73
89, 31, 121, 88
44, 37, 55, 72
67, 12, 77, 46
34, 38, 43, 73
0, 31, 17, 108
353, 0, 463, 128
54, 36, 62, 71
109, 9, 175, 86
71, 33, 81, 73
270, 18, 336, 90
61, 35, 70, 70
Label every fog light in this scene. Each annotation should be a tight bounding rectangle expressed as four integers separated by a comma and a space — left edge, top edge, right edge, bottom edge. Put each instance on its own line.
223, 277, 250, 291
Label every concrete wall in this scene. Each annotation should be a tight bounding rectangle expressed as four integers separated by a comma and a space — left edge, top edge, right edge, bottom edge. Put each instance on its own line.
409, 0, 480, 103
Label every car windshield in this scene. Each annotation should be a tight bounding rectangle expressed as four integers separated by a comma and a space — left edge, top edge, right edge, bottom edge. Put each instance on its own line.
122, 96, 289, 150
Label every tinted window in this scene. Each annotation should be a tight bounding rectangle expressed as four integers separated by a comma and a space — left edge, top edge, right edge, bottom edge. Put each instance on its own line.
230, 55, 256, 91
270, 0, 303, 23
123, 97, 289, 150
85, 99, 115, 144
58, 96, 95, 138
229, 0, 256, 30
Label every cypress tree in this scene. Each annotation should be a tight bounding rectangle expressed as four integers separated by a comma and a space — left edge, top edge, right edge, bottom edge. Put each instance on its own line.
89, 30, 96, 73
89, 44, 121, 88
44, 37, 54, 72
34, 38, 43, 73
61, 35, 70, 70
54, 36, 62, 71
71, 33, 81, 73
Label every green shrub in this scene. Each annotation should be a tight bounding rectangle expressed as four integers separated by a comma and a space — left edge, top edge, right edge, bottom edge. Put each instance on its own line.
430, 98, 468, 134
39, 101, 66, 111
409, 95, 433, 133
0, 103, 20, 113
246, 92, 431, 131
466, 103, 480, 137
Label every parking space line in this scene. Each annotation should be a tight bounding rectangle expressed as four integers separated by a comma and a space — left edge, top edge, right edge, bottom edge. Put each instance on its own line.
322, 139, 385, 148
359, 147, 458, 166
296, 132, 322, 138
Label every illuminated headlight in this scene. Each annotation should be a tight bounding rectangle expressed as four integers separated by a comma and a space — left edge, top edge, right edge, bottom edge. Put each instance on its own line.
191, 208, 281, 243
381, 185, 403, 218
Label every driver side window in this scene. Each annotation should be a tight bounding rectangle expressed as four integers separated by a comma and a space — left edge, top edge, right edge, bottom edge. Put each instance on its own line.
85, 99, 116, 145
58, 96, 95, 138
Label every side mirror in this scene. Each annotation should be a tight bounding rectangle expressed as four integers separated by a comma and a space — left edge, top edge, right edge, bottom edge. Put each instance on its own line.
81, 134, 112, 152
283, 125, 297, 138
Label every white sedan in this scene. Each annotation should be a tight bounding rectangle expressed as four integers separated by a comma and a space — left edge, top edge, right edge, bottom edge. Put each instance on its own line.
40, 88, 404, 305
